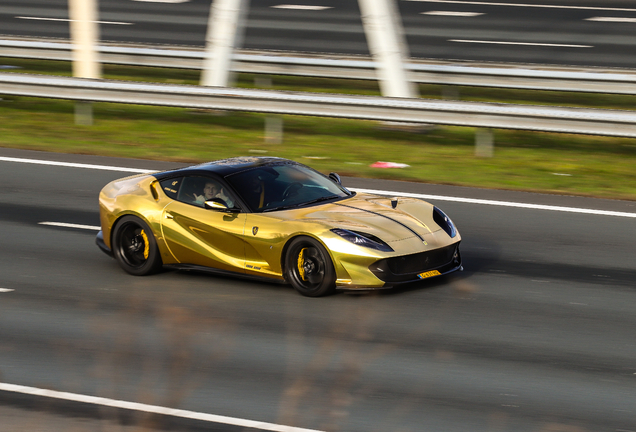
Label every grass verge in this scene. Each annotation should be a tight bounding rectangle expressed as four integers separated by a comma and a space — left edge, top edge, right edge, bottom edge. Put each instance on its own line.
1, 57, 636, 200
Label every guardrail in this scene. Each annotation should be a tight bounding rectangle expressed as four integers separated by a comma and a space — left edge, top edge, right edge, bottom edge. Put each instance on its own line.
2, 72, 636, 138
3, 38, 636, 95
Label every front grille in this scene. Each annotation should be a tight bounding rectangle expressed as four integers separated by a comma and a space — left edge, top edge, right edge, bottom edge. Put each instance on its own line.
387, 244, 457, 274
369, 242, 461, 284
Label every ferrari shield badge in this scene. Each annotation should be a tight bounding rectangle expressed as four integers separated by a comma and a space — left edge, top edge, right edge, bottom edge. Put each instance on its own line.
252, 226, 259, 236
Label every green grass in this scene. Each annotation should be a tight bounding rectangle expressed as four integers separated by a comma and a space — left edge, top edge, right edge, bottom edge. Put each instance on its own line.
1, 57, 636, 200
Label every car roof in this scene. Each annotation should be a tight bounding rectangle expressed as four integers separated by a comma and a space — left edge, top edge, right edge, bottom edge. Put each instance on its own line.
152, 157, 302, 180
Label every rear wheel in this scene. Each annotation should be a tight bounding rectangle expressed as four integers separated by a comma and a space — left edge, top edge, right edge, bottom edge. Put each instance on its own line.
112, 215, 162, 276
285, 236, 336, 297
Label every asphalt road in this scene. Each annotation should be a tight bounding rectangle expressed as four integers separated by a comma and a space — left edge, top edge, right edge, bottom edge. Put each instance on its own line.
1, 147, 636, 432
2, 0, 636, 68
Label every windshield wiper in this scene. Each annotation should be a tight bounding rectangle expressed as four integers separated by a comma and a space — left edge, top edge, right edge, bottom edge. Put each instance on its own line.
261, 195, 340, 213
262, 204, 298, 212
298, 195, 340, 207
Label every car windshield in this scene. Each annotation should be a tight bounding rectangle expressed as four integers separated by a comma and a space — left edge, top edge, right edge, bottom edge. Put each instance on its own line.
225, 163, 352, 212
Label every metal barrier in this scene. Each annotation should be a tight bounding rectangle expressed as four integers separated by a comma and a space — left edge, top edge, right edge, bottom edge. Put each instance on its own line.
2, 72, 636, 138
2, 38, 636, 95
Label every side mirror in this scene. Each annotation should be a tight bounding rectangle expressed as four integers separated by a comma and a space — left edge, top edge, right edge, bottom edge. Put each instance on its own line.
204, 198, 228, 210
204, 198, 240, 213
329, 172, 342, 185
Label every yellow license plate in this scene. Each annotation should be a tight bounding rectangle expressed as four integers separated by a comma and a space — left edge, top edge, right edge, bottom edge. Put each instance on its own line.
417, 270, 441, 279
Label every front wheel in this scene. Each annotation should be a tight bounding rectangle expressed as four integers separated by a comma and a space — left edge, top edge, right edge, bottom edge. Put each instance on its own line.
285, 236, 336, 297
111, 215, 163, 276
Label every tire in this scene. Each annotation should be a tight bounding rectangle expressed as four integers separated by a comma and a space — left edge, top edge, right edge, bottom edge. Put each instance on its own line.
285, 236, 336, 297
111, 215, 163, 276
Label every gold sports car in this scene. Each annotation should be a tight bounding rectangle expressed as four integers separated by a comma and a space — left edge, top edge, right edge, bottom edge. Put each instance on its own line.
96, 157, 462, 296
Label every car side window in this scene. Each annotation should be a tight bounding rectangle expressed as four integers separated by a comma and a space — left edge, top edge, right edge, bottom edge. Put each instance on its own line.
178, 176, 236, 208
159, 177, 182, 200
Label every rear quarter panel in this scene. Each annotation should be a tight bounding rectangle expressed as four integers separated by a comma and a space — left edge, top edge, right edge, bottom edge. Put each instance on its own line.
99, 174, 177, 264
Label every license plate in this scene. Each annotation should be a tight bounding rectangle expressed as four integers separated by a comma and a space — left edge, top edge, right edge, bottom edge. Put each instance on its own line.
417, 270, 441, 279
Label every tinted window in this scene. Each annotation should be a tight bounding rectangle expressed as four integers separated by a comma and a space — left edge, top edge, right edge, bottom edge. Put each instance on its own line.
178, 176, 236, 208
159, 177, 182, 200
226, 164, 350, 212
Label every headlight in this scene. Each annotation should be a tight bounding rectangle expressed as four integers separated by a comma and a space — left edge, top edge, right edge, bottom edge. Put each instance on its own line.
331, 228, 393, 252
433, 206, 457, 238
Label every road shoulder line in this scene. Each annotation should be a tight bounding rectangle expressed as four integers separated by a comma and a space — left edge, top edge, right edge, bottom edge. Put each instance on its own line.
0, 382, 324, 432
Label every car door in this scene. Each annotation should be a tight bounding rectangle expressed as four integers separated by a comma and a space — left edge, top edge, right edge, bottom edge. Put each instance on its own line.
159, 176, 247, 272
242, 212, 290, 279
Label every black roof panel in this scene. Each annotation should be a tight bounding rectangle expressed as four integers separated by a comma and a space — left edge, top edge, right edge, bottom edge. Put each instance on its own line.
152, 156, 301, 179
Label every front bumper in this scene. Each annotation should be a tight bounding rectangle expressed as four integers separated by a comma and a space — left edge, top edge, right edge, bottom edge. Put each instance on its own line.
369, 242, 461, 286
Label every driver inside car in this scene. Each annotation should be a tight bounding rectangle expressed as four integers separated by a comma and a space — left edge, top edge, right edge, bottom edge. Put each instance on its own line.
194, 181, 234, 208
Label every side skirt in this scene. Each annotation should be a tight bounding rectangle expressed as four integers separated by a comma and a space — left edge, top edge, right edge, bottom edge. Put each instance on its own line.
163, 264, 288, 285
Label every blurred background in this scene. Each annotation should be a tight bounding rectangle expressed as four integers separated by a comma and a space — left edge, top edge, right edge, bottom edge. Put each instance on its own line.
1, 1, 636, 431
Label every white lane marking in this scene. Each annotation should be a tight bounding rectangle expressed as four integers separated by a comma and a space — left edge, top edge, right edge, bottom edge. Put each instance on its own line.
352, 188, 636, 219
16, 17, 133, 25
586, 17, 636, 23
422, 11, 484, 16
2, 156, 634, 219
450, 39, 593, 48
39, 222, 101, 231
0, 157, 156, 174
272, 5, 333, 10
0, 288, 15, 293
0, 383, 323, 432
404, 0, 636, 12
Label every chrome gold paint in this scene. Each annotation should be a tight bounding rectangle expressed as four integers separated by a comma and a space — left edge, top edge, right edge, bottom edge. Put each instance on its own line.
99, 174, 178, 265
161, 200, 246, 271
99, 172, 460, 290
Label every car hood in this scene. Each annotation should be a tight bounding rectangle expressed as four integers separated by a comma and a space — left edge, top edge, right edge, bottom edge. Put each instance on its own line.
282, 193, 459, 252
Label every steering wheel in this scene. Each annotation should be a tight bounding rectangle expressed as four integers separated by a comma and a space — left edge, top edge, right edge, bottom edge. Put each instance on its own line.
282, 182, 303, 200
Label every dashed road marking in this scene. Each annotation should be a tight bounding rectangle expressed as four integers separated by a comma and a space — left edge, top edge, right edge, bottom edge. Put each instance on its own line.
0, 288, 14, 293
450, 39, 593, 48
272, 5, 333, 10
404, 0, 636, 12
16, 17, 132, 25
39, 222, 101, 231
586, 17, 636, 23
422, 11, 484, 16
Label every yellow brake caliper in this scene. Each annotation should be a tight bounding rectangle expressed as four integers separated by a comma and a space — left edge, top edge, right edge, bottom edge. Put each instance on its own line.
297, 248, 306, 281
140, 229, 150, 260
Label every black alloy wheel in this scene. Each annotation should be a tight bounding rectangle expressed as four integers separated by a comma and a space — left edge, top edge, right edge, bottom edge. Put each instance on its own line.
112, 215, 163, 276
285, 236, 336, 297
